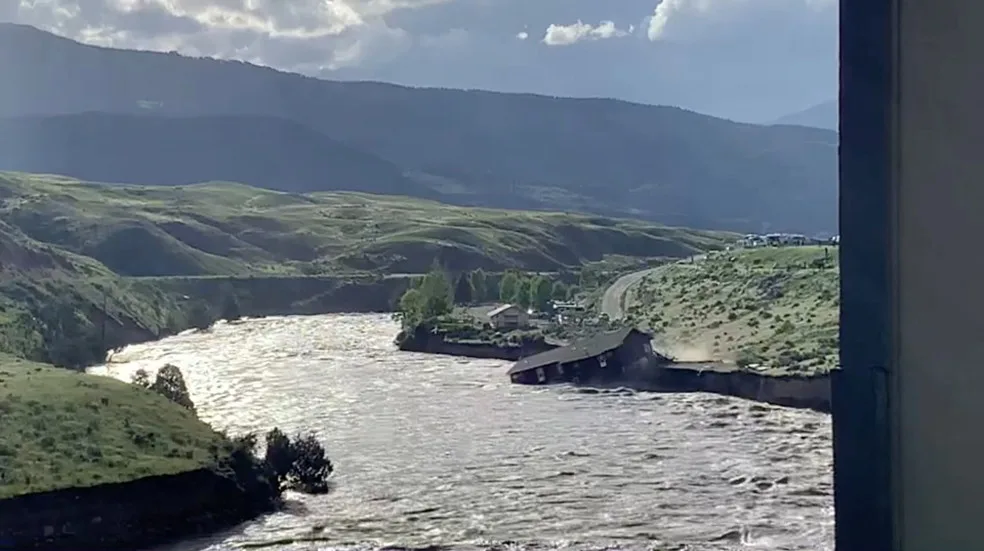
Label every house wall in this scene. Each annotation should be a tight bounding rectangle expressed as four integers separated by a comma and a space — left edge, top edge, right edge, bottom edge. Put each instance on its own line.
491, 308, 528, 329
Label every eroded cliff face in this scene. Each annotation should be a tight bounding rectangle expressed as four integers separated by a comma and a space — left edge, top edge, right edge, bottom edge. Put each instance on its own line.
0, 468, 277, 551
399, 329, 831, 412
647, 366, 830, 412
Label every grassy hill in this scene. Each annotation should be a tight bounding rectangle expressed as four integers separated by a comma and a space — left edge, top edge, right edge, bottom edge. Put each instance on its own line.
0, 24, 838, 234
0, 171, 731, 367
0, 172, 731, 277
625, 246, 839, 375
0, 353, 226, 498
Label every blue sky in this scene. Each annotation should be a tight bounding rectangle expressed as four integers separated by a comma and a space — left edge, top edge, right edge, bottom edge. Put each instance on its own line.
3, 0, 838, 122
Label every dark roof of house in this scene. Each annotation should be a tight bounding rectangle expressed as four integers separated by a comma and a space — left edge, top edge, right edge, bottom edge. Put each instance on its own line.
488, 304, 521, 317
507, 327, 648, 375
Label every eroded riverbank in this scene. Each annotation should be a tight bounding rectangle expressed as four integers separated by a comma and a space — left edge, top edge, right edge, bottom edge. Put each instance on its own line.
92, 313, 834, 551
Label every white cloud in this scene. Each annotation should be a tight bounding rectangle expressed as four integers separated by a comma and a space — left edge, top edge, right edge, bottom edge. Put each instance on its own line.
516, 30, 528, 40
6, 0, 444, 70
542, 19, 631, 46
647, 0, 836, 41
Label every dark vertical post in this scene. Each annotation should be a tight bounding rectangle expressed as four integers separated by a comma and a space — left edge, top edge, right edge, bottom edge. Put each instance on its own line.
833, 0, 895, 549
101, 287, 108, 352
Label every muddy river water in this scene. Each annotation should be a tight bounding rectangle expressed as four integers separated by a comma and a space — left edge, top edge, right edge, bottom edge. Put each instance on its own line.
90, 313, 833, 551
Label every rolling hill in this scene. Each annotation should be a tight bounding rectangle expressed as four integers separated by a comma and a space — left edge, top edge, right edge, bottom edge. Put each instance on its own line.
0, 23, 838, 234
773, 100, 838, 130
0, 172, 731, 278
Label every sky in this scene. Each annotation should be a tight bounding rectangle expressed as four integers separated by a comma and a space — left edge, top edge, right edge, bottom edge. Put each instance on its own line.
2, 0, 838, 122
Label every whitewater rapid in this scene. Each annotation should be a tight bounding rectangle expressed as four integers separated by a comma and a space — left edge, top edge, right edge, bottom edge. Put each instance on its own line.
91, 313, 833, 551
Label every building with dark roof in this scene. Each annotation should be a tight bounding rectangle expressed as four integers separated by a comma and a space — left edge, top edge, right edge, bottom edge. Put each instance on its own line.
487, 303, 529, 330
508, 327, 669, 385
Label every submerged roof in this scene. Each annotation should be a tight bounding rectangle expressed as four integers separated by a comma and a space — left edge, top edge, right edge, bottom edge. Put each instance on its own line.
507, 327, 647, 375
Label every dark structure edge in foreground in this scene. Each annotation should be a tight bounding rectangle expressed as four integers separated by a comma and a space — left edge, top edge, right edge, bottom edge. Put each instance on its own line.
833, 0, 895, 549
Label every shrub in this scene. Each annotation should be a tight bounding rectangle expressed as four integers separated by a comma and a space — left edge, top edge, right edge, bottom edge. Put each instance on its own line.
264, 428, 334, 494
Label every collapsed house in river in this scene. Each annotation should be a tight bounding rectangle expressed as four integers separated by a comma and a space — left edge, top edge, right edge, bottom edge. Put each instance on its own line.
507, 327, 673, 386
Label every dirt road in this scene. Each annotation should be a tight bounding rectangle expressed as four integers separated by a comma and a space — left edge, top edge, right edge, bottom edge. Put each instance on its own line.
599, 254, 707, 320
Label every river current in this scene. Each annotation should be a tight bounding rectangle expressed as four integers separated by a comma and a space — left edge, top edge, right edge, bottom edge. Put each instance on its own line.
90, 314, 833, 551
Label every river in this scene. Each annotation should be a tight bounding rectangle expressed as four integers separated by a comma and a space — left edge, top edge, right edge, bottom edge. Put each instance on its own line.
90, 313, 833, 551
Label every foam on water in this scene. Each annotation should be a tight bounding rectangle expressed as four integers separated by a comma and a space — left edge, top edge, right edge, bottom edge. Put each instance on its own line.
91, 314, 833, 551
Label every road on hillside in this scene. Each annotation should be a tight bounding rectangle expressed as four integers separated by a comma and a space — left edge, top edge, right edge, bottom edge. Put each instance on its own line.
599, 254, 708, 320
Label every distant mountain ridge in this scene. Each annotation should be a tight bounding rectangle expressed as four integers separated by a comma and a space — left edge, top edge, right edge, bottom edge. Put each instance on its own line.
0, 23, 838, 234
773, 100, 838, 130
0, 113, 429, 197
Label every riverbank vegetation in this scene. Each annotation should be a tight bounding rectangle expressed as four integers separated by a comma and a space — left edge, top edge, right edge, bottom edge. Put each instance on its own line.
0, 353, 333, 503
0, 353, 229, 499
626, 246, 839, 375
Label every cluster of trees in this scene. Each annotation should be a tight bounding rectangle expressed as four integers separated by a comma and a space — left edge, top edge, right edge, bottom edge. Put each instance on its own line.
395, 268, 454, 330
395, 266, 579, 331
133, 364, 333, 495
495, 271, 571, 311
132, 363, 197, 411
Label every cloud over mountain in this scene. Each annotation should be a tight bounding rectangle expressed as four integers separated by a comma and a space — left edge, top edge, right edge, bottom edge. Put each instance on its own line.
3, 0, 838, 122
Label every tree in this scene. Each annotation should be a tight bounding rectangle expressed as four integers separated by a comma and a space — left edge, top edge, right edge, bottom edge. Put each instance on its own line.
395, 288, 425, 329
530, 276, 553, 311
263, 428, 294, 481
131, 369, 151, 388
150, 364, 196, 412
499, 272, 519, 303
396, 267, 453, 329
264, 428, 334, 494
418, 266, 453, 318
288, 434, 333, 494
470, 269, 487, 302
453, 273, 474, 305
514, 276, 532, 309
551, 281, 569, 301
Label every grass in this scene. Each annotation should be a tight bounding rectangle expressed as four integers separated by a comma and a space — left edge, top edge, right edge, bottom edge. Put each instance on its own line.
0, 172, 733, 277
0, 353, 225, 498
625, 246, 839, 375
0, 171, 732, 497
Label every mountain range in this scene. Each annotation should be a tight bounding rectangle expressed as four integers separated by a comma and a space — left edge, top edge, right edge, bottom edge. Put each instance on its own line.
0, 23, 838, 234
773, 100, 838, 130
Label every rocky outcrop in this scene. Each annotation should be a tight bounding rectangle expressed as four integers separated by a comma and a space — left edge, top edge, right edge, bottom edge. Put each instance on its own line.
0, 467, 278, 551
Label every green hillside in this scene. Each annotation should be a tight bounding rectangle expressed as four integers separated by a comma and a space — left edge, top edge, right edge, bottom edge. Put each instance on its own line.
625, 246, 839, 375
0, 353, 228, 498
0, 172, 732, 277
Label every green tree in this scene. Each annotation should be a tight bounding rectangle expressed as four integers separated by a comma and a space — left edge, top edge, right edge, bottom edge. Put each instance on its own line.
263, 428, 333, 495
499, 271, 519, 303
453, 273, 474, 305
150, 364, 196, 412
418, 266, 453, 318
470, 269, 487, 302
395, 288, 425, 329
514, 276, 532, 309
531, 276, 553, 311
551, 280, 569, 301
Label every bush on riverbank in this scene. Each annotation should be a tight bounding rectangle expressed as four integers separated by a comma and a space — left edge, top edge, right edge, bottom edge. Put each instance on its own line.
128, 364, 334, 496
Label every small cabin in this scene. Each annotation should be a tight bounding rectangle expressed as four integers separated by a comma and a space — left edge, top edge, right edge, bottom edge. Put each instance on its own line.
488, 304, 529, 330
507, 327, 668, 386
